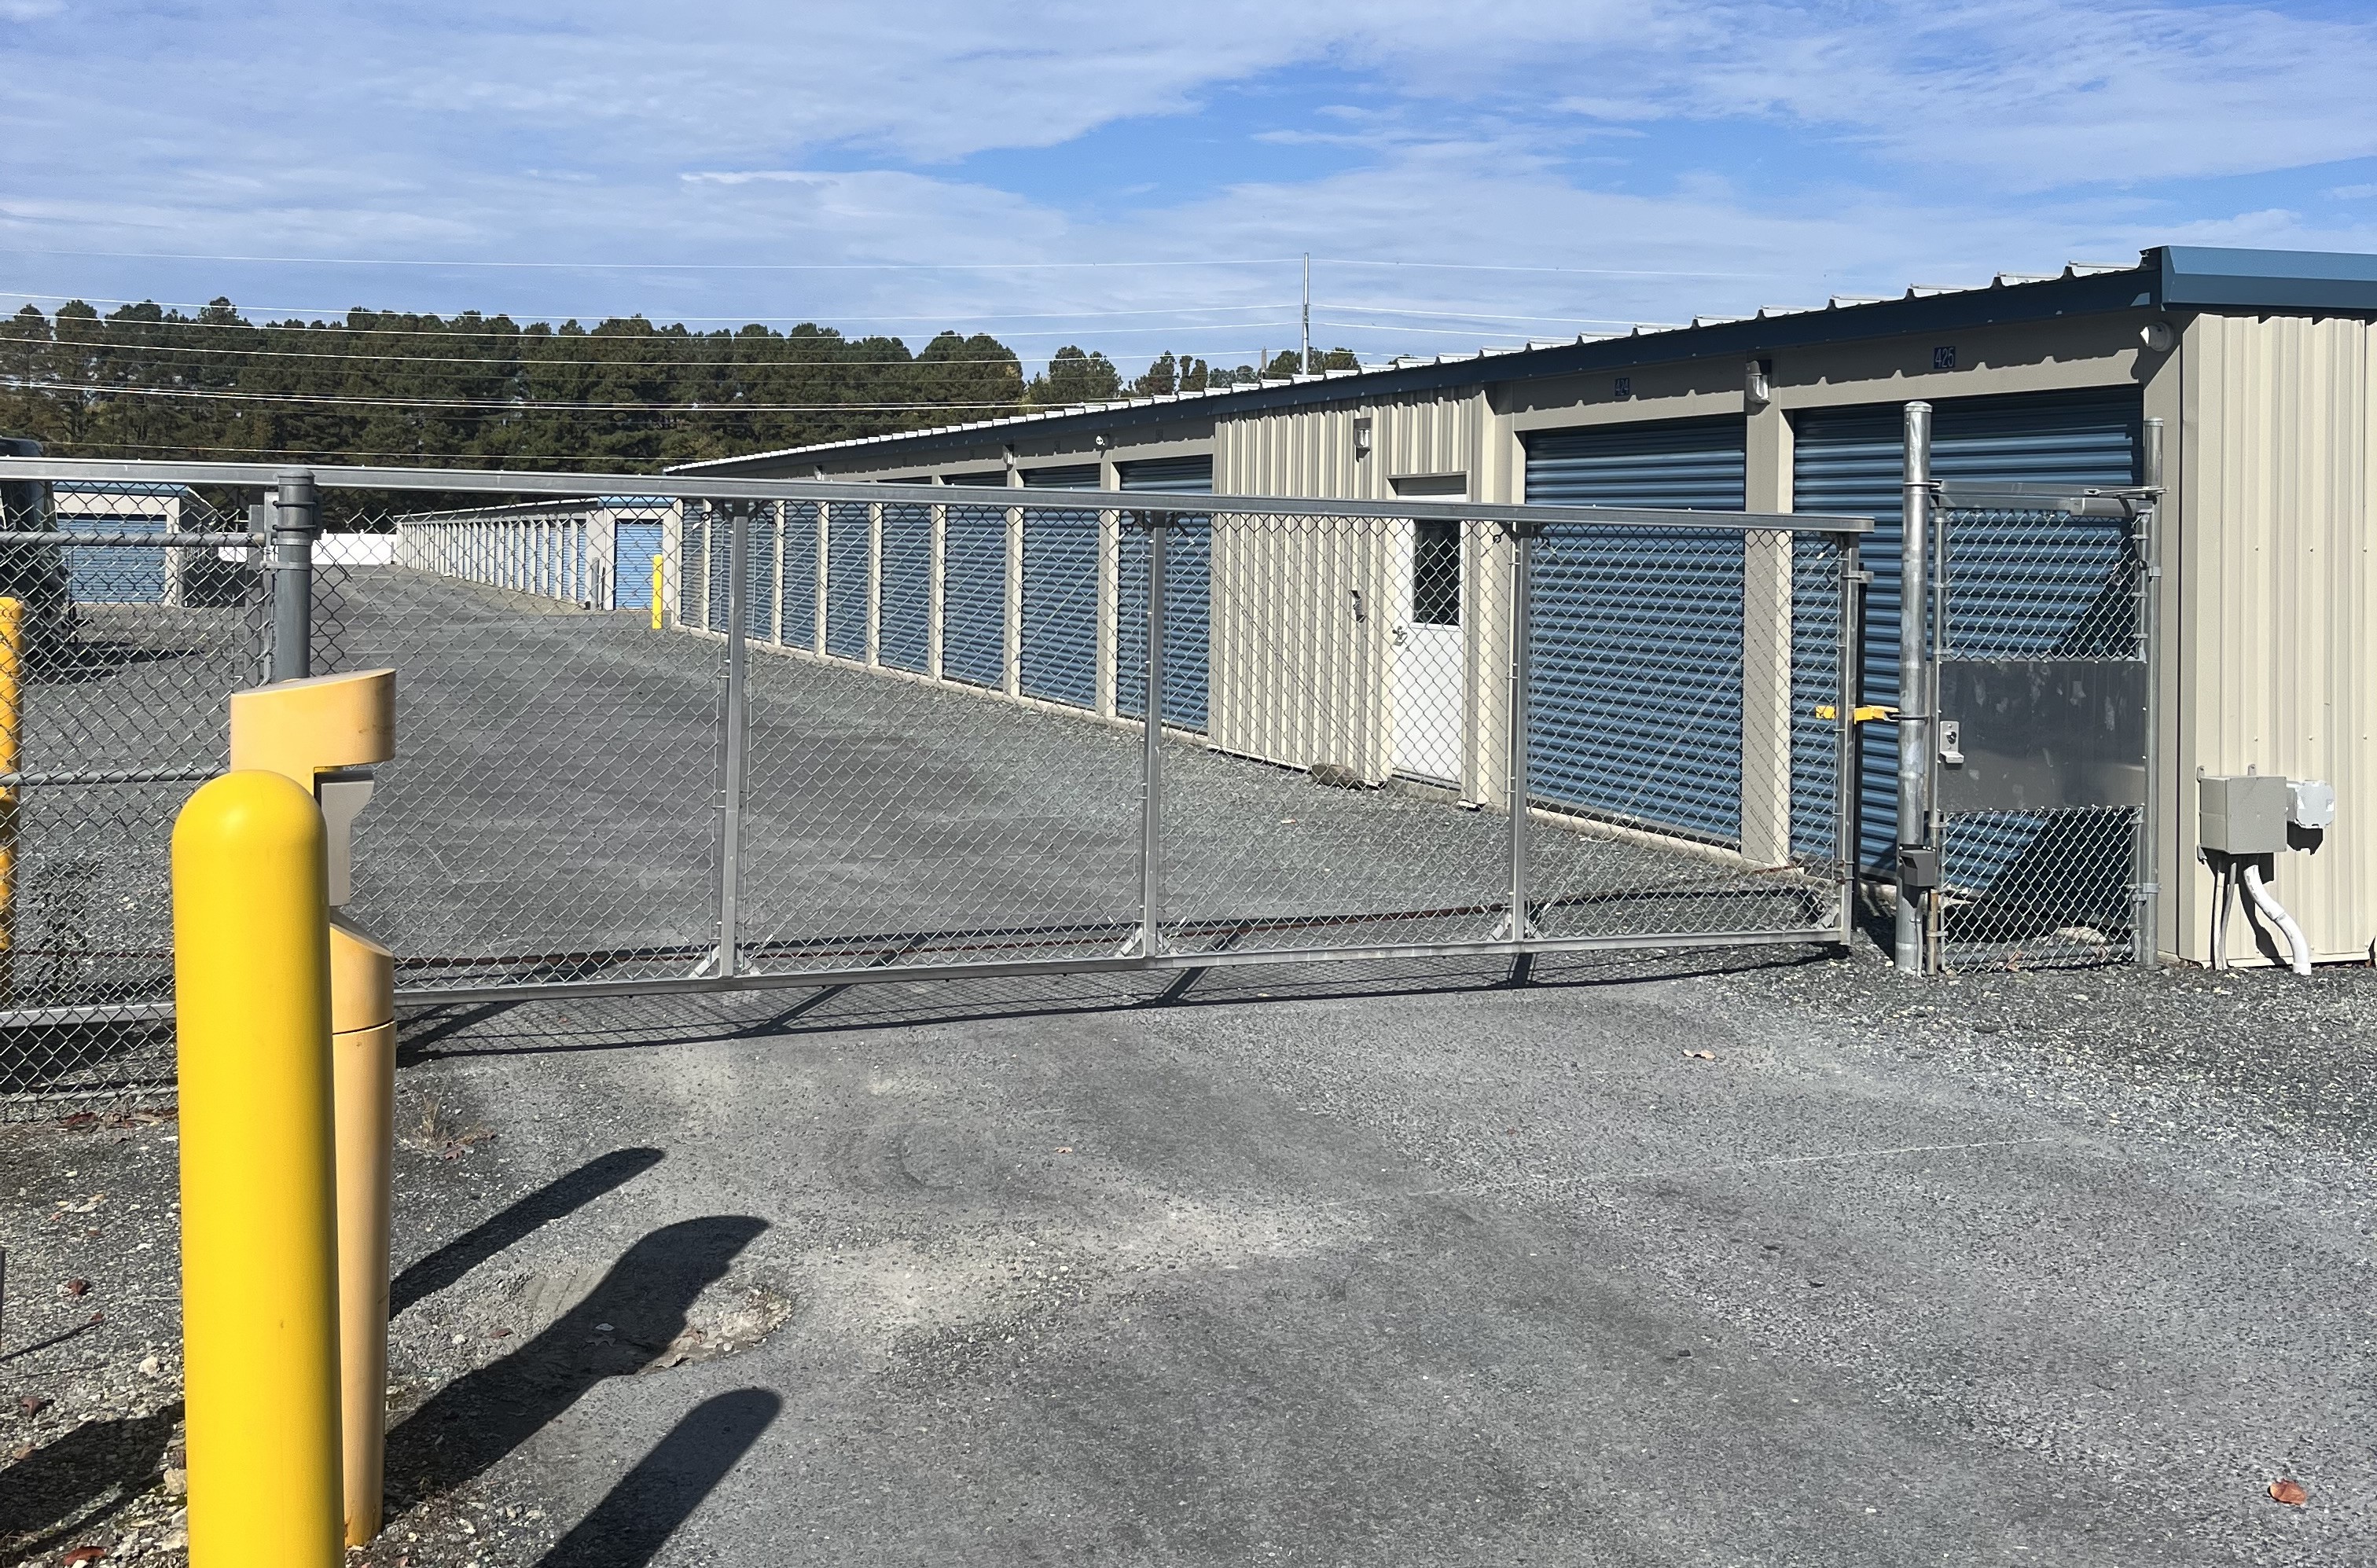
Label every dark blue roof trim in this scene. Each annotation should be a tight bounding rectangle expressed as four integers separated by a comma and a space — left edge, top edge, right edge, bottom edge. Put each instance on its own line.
2159, 246, 2377, 310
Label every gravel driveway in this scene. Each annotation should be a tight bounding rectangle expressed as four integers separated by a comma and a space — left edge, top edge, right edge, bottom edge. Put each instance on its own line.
4, 941, 2370, 1566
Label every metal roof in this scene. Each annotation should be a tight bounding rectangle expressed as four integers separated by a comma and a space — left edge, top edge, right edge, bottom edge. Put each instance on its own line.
672, 244, 2377, 475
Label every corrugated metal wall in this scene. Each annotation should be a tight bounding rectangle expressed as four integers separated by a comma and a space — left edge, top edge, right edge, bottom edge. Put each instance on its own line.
2179, 311, 2377, 962
1793, 388, 2141, 869
880, 501, 932, 672
825, 501, 869, 661
1203, 392, 1475, 776
1020, 465, 1100, 708
1116, 455, 1213, 732
1523, 420, 1748, 841
1214, 391, 1475, 500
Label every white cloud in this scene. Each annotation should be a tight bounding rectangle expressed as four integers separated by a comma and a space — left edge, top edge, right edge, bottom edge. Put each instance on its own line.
0, 0, 2370, 370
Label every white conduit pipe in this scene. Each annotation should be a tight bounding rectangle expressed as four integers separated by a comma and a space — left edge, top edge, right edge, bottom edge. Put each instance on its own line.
2240, 861, 2313, 976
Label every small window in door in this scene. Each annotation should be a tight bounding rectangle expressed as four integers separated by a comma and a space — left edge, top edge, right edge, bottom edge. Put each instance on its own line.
1413, 519, 1461, 627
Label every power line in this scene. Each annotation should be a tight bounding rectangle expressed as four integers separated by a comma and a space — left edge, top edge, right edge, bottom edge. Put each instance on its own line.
29, 439, 667, 467
2, 303, 1298, 343
4, 336, 1038, 369
1327, 302, 1655, 326
0, 248, 1303, 273
7, 380, 1026, 413
0, 335, 1269, 370
3, 291, 1299, 326
1311, 258, 1762, 278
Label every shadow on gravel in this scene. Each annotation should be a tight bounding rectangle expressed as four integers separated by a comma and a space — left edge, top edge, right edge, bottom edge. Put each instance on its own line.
391, 1147, 666, 1315
385, 1215, 766, 1511
0, 1400, 180, 1562
396, 944, 1848, 1060
535, 1388, 781, 1568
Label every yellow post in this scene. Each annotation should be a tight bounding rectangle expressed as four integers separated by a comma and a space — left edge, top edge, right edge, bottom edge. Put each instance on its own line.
0, 597, 20, 1006
174, 770, 342, 1568
230, 668, 397, 1547
326, 920, 393, 1541
650, 551, 666, 630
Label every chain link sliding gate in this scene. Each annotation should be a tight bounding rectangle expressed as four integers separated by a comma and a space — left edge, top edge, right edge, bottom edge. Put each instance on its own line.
1892, 406, 2162, 974
0, 456, 1870, 1111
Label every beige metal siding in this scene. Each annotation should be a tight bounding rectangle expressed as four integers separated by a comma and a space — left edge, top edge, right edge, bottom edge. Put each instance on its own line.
1210, 392, 1482, 782
2177, 311, 2377, 962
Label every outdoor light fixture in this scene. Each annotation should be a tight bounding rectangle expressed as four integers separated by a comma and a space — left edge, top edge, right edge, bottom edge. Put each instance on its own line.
1745, 358, 1773, 407
1354, 414, 1374, 457
1093, 432, 1111, 450
2140, 321, 2177, 353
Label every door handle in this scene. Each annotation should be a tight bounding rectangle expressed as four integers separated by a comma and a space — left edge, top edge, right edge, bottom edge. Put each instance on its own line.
1391, 622, 1410, 646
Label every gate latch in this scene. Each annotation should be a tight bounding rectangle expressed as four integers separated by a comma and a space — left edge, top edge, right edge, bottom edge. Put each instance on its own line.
1938, 720, 1964, 767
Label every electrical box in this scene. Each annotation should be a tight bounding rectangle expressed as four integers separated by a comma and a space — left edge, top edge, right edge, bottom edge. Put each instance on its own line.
2199, 774, 2291, 855
2290, 778, 2336, 831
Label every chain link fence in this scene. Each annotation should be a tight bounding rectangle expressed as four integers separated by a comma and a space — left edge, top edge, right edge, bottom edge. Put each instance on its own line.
0, 482, 274, 1109
0, 458, 1869, 1114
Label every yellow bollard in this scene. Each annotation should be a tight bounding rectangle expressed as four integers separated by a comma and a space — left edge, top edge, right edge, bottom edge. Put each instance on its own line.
650, 551, 665, 630
174, 770, 343, 1568
230, 668, 397, 1546
0, 596, 20, 1007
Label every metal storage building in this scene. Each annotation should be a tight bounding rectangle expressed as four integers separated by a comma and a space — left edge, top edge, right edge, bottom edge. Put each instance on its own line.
673, 245, 2377, 969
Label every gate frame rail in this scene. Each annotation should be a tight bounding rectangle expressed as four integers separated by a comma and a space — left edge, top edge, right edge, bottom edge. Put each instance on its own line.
0, 456, 1875, 1014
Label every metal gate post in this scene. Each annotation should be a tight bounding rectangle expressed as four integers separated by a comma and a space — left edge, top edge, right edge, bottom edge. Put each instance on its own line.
1835, 531, 1864, 939
716, 502, 751, 978
1895, 404, 1934, 975
2134, 416, 2166, 966
1137, 516, 1166, 960
271, 472, 318, 683
1504, 522, 1535, 942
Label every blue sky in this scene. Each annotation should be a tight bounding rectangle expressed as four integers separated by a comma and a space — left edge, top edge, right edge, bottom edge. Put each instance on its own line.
3, 0, 2375, 373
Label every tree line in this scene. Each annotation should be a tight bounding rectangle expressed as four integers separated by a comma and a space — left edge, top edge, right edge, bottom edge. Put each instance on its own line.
0, 296, 1364, 473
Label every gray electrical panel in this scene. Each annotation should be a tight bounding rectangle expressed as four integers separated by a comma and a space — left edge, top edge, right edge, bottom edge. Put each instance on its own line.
2199, 774, 2291, 855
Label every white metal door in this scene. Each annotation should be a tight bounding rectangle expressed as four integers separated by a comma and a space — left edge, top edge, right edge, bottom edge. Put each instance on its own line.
1392, 516, 1464, 783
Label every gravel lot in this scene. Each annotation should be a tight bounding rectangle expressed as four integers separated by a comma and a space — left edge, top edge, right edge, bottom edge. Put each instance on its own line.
3, 941, 2371, 1566
3, 569, 2368, 1565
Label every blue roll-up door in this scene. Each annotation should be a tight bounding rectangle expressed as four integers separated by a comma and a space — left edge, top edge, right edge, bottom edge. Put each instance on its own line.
1793, 388, 2140, 870
704, 505, 733, 633
1116, 457, 1212, 732
880, 502, 931, 672
825, 501, 870, 661
64, 513, 168, 602
678, 512, 703, 627
1020, 465, 1100, 708
780, 502, 818, 650
941, 476, 1007, 689
746, 505, 777, 640
614, 520, 663, 611
1524, 419, 1747, 841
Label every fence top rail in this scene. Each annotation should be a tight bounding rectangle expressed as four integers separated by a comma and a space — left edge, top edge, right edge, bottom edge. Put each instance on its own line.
0, 530, 266, 547
0, 457, 1872, 535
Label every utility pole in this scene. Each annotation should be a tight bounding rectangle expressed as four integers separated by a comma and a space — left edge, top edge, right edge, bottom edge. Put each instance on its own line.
1300, 253, 1311, 374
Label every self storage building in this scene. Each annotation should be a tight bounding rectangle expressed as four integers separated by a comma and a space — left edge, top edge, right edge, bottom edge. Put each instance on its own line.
673, 245, 2377, 969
